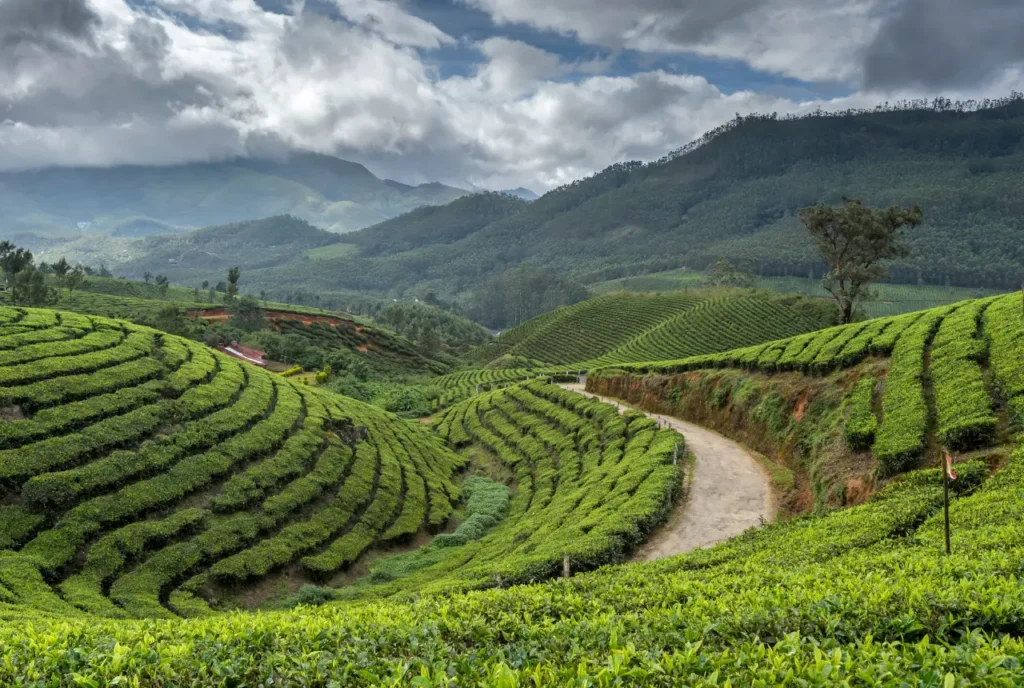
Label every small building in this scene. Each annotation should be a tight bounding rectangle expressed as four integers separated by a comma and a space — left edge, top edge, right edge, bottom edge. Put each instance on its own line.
217, 341, 267, 366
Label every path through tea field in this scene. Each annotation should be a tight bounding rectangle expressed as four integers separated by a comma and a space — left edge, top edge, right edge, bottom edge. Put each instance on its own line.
560, 383, 773, 560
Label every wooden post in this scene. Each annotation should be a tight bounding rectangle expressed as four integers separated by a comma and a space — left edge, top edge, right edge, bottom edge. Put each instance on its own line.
943, 453, 952, 556
673, 441, 679, 466
562, 553, 571, 578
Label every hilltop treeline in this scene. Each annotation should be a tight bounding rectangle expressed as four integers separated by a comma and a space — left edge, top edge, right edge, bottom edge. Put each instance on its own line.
215, 94, 1024, 326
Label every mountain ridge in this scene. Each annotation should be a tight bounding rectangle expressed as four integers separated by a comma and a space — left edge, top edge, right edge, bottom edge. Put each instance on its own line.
0, 153, 467, 236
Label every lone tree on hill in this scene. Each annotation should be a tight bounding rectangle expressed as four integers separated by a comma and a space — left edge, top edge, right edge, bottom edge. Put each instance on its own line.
65, 267, 86, 306
52, 258, 71, 297
800, 197, 923, 324
226, 266, 240, 303
155, 274, 170, 299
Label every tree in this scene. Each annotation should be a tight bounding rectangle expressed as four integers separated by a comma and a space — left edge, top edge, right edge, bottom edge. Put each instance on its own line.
701, 258, 755, 288
259, 290, 267, 306
52, 257, 71, 297
0, 242, 33, 290
98, 263, 112, 278
152, 304, 190, 336
228, 295, 266, 332
143, 271, 153, 284
226, 266, 240, 303
800, 197, 923, 323
155, 274, 169, 299
417, 324, 442, 356
13, 266, 54, 306
65, 267, 86, 306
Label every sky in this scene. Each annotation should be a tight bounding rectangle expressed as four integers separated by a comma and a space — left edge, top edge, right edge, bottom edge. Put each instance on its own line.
1, 0, 1022, 191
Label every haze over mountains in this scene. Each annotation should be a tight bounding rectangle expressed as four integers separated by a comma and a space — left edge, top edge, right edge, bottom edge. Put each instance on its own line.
25, 96, 1022, 331
0, 154, 467, 237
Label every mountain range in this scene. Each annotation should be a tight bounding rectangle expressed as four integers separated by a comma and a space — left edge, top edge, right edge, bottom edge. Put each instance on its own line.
18, 96, 1024, 327
0, 153, 467, 236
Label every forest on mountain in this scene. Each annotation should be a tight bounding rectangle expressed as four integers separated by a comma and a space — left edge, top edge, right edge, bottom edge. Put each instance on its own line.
18, 96, 1024, 329
230, 95, 1024, 326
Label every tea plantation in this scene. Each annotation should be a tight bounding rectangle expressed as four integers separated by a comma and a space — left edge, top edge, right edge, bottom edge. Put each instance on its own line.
0, 305, 467, 618
472, 290, 835, 367
3, 294, 1024, 686
599, 292, 1024, 476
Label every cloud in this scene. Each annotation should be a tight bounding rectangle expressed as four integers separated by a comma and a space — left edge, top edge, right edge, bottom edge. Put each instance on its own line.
0, 0, 103, 75
461, 0, 889, 83
0, 0, 1021, 192
333, 0, 454, 48
863, 0, 1024, 90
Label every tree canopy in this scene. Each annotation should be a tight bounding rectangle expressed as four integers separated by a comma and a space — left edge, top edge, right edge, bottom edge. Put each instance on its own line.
800, 198, 923, 323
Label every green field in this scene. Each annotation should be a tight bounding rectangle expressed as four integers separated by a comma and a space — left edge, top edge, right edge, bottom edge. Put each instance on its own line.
591, 270, 1003, 317
3, 293, 1024, 685
471, 290, 837, 368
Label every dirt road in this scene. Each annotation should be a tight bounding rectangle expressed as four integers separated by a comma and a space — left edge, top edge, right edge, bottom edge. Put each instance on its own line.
560, 384, 775, 561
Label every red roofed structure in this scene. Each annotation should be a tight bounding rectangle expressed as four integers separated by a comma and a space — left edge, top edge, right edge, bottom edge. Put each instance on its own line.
217, 342, 267, 366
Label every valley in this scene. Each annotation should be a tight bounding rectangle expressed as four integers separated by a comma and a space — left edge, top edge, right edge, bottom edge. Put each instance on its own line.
2, 49, 1024, 684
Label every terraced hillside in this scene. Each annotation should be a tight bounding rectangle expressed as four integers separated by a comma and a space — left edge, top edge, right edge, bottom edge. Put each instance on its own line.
469, 291, 836, 368
4, 426, 1023, 683
0, 306, 465, 618
270, 316, 451, 376
590, 271, 1002, 318
2, 287, 454, 377
4, 296, 1024, 684
593, 292, 1023, 477
590, 294, 832, 366
399, 380, 681, 592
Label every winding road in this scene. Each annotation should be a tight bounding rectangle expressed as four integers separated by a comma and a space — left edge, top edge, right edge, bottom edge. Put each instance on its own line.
560, 384, 775, 561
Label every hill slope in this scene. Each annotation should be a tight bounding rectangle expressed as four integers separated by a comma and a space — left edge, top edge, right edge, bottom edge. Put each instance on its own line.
2, 327, 1022, 683
0, 306, 467, 617
469, 291, 838, 367
243, 97, 1024, 307
593, 292, 1024, 477
0, 153, 466, 236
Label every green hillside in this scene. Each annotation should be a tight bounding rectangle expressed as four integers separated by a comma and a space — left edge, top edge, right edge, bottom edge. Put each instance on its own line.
596, 291, 1024, 473
468, 291, 837, 368
4, 296, 1024, 684
0, 306, 468, 616
591, 270, 1003, 318
208, 97, 1024, 318
0, 306, 686, 617
0, 153, 466, 236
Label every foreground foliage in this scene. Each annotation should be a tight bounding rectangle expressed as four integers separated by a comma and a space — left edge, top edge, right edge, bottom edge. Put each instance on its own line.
0, 447, 1019, 685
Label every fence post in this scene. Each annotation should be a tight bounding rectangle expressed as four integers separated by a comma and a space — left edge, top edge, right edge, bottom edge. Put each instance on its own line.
562, 553, 571, 578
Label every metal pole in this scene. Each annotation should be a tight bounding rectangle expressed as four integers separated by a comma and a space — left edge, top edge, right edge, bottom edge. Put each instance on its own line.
943, 454, 951, 556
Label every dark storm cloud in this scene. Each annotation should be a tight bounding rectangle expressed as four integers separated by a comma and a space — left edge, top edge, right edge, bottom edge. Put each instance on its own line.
0, 0, 100, 42
0, 0, 101, 62
863, 0, 1024, 89
0, 15, 222, 128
